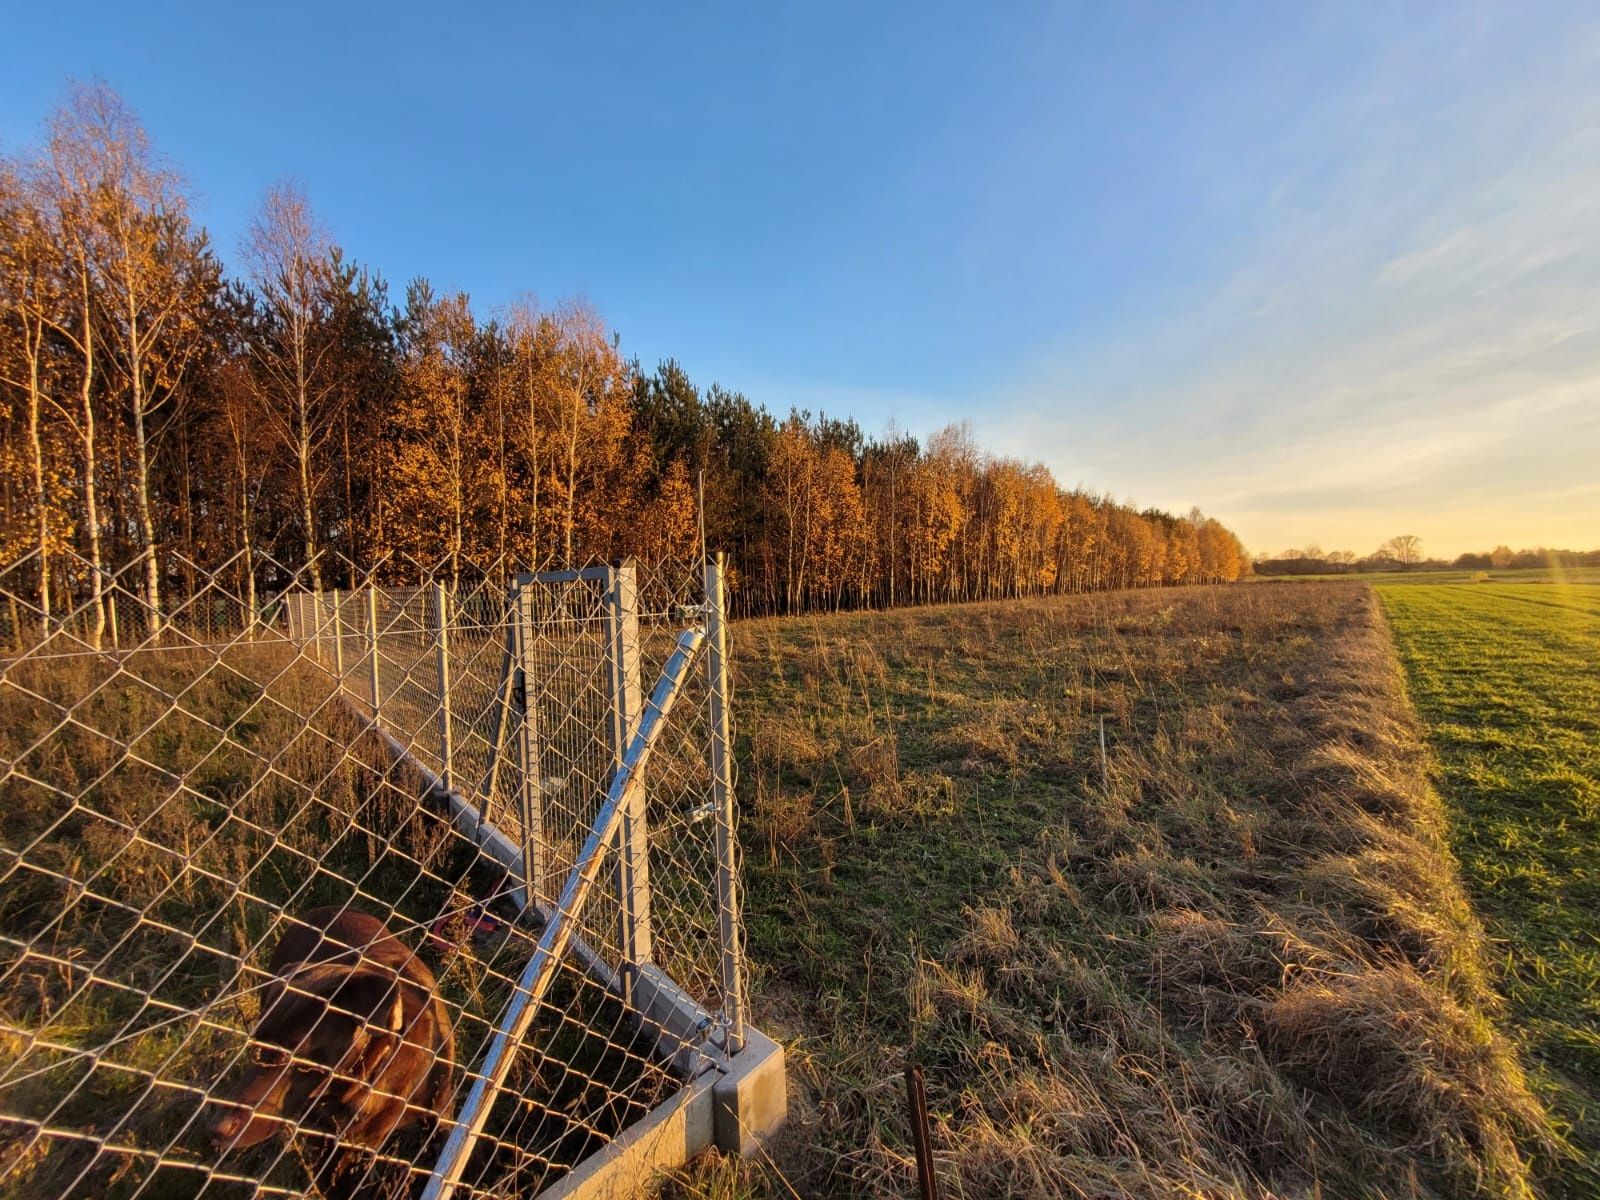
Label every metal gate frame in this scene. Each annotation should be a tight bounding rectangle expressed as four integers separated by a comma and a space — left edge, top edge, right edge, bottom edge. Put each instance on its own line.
421, 556, 773, 1200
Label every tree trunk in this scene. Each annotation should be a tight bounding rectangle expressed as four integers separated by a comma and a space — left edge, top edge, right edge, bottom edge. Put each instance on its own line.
528, 393, 540, 562
79, 283, 105, 650
122, 265, 164, 636
237, 458, 256, 627
25, 325, 50, 627
180, 420, 196, 598
495, 370, 508, 570
521, 354, 540, 563
450, 407, 464, 591
564, 395, 579, 566
343, 411, 357, 569
133, 399, 162, 635
298, 400, 322, 592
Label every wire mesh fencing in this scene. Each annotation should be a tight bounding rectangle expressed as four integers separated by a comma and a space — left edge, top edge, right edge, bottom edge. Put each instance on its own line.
0, 546, 751, 1200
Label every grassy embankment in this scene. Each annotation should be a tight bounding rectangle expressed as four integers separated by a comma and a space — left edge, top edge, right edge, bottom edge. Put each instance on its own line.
674, 582, 1554, 1198
1377, 581, 1600, 1198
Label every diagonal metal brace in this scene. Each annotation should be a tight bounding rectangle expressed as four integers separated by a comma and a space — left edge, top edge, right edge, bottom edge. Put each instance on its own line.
421, 625, 707, 1200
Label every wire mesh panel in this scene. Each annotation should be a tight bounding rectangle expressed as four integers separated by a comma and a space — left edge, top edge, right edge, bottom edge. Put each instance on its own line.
628, 561, 744, 1032
0, 549, 749, 1200
505, 568, 626, 965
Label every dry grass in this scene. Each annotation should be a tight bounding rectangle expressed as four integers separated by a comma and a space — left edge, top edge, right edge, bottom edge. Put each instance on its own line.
0, 642, 672, 1199
685, 584, 1554, 1198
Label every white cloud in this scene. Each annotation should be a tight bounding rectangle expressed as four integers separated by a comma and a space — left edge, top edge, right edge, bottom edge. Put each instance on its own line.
973, 10, 1600, 557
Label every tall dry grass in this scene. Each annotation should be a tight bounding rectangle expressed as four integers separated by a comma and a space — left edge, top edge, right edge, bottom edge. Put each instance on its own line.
0, 642, 671, 1198
705, 585, 1551, 1198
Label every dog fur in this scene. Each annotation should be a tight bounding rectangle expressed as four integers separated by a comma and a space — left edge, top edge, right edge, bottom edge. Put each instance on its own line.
209, 906, 455, 1172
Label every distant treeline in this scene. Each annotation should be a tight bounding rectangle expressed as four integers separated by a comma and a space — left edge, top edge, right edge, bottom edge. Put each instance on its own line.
1446, 547, 1600, 571
1255, 545, 1600, 576
1, 84, 1247, 637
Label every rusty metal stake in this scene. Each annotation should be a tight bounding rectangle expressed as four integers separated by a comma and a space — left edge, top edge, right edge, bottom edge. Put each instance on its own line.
905, 1063, 940, 1200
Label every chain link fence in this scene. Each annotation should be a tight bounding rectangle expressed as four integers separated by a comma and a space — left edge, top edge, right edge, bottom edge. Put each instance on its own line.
0, 545, 758, 1200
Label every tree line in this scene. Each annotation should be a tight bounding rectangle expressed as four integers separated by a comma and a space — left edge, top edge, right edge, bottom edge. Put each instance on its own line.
1255, 537, 1599, 576
1, 83, 1248, 641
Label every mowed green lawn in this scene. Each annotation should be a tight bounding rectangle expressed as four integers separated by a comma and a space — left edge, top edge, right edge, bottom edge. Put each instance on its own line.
1378, 581, 1600, 1192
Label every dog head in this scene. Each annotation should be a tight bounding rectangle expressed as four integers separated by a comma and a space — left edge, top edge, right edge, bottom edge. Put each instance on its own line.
209, 962, 410, 1150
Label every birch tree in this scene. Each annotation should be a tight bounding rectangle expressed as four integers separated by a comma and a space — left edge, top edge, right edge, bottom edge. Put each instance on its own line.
241, 182, 344, 592
0, 164, 69, 624
36, 111, 112, 646
549, 301, 629, 565
56, 83, 214, 633
766, 415, 814, 613
505, 299, 552, 561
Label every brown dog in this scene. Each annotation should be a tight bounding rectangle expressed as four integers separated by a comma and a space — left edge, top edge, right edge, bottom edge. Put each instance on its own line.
209, 906, 455, 1170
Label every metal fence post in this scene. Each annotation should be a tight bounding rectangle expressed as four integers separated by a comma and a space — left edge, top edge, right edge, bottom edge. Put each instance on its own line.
331, 587, 345, 687
705, 552, 747, 1053
604, 559, 650, 992
434, 581, 454, 793
367, 584, 382, 720
514, 583, 546, 908
312, 588, 325, 664
906, 1064, 942, 1200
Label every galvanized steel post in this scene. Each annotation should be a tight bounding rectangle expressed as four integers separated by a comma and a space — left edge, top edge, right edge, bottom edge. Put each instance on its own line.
367, 585, 382, 719
705, 552, 747, 1053
605, 560, 650, 991
434, 581, 454, 793
312, 588, 326, 665
514, 584, 545, 906
331, 587, 345, 686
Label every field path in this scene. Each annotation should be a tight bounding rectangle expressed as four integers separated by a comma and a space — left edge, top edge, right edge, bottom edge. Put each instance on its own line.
1378, 582, 1600, 1194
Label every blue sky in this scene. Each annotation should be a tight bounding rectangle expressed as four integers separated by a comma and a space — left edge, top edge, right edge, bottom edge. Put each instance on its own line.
4, 2, 1596, 557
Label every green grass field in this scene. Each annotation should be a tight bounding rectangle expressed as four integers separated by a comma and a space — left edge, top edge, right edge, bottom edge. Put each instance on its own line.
1377, 581, 1600, 1196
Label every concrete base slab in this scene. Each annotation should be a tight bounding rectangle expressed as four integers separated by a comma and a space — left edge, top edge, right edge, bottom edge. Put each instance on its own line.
713, 1027, 787, 1155
540, 1076, 715, 1200
540, 1025, 788, 1199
